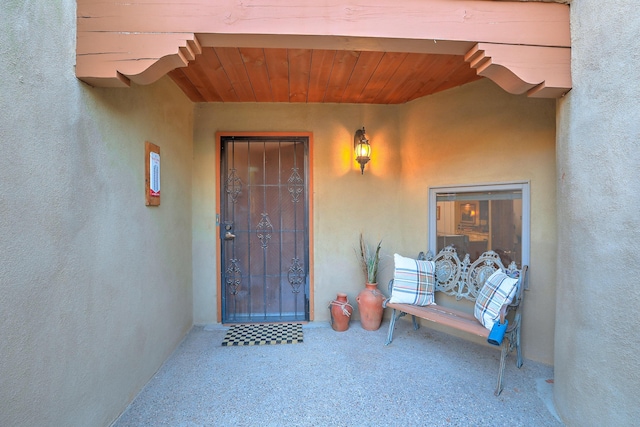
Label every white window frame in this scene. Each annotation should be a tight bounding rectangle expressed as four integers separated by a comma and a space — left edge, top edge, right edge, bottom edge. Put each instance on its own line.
428, 181, 530, 267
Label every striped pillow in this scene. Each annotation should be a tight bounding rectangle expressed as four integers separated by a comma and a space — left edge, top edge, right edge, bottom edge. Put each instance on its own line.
388, 253, 436, 306
474, 269, 519, 330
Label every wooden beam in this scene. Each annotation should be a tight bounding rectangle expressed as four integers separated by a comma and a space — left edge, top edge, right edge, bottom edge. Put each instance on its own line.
76, 0, 571, 98
465, 43, 571, 98
77, 0, 570, 46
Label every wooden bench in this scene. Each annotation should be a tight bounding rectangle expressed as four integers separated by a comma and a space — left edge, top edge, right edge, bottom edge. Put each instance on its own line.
383, 246, 528, 396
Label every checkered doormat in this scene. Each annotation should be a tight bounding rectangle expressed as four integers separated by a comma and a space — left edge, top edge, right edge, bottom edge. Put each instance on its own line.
221, 323, 304, 346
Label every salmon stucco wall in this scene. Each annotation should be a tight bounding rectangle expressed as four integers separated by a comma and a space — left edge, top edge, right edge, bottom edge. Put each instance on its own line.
0, 1, 194, 425
193, 79, 557, 365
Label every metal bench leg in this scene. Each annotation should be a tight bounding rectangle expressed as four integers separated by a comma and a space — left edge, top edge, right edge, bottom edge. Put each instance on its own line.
385, 309, 398, 346
515, 315, 523, 369
495, 338, 509, 396
412, 315, 420, 330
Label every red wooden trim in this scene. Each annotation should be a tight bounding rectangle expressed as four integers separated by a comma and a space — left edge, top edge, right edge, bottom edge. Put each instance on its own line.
307, 132, 315, 321
215, 134, 222, 323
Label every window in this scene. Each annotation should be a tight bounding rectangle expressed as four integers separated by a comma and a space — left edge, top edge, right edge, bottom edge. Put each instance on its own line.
428, 183, 530, 268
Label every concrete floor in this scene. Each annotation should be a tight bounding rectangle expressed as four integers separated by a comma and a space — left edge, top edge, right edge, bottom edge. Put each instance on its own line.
112, 321, 563, 426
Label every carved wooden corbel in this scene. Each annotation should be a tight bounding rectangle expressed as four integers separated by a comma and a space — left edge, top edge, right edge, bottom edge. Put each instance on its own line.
465, 43, 571, 98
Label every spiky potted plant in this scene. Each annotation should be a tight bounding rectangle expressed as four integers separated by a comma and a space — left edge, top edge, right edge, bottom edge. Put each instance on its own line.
356, 234, 385, 330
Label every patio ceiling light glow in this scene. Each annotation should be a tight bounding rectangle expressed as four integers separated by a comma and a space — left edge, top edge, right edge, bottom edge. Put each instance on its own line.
354, 127, 371, 175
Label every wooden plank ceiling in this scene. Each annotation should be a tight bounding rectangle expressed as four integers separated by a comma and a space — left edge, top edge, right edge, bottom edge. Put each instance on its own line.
168, 47, 482, 104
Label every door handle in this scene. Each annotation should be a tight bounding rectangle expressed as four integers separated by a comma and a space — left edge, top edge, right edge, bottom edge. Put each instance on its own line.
224, 231, 236, 240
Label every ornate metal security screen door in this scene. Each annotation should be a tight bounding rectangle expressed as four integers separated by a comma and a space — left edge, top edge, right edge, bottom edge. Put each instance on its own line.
220, 136, 309, 323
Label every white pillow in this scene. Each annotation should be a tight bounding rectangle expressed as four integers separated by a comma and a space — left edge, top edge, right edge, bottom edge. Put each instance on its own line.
474, 269, 519, 330
388, 253, 436, 306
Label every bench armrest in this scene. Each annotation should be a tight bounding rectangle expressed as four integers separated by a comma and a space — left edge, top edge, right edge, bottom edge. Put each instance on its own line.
499, 304, 508, 324
500, 265, 528, 323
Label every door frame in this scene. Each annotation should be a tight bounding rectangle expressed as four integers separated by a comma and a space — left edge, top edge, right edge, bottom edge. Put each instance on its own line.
215, 131, 314, 323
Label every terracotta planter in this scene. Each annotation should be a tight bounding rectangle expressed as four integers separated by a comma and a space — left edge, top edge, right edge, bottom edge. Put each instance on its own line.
356, 282, 385, 331
329, 293, 353, 332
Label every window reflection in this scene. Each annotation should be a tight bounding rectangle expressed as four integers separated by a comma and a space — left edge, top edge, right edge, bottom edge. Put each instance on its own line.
436, 190, 523, 268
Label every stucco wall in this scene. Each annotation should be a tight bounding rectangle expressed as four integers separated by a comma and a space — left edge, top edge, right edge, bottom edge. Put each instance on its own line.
193, 79, 557, 364
555, 0, 640, 425
0, 2, 194, 426
401, 80, 557, 364
192, 102, 401, 324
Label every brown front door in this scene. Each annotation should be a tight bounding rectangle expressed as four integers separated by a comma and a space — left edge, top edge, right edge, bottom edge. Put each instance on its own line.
220, 136, 309, 323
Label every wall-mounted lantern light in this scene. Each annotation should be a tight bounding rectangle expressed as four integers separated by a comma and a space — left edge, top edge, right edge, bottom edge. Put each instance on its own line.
354, 127, 371, 175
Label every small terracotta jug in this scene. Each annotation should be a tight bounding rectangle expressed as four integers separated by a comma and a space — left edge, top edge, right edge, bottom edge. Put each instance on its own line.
329, 293, 353, 332
356, 283, 385, 331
